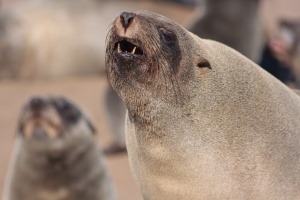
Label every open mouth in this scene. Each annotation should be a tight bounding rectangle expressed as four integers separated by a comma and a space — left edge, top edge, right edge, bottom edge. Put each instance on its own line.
114, 40, 143, 55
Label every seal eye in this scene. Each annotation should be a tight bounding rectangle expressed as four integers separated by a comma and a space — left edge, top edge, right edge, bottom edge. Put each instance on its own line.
159, 28, 175, 43
54, 99, 80, 124
60, 103, 79, 123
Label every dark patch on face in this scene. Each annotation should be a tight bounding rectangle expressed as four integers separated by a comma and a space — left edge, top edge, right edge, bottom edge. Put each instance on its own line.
52, 97, 96, 134
52, 98, 81, 126
158, 27, 182, 73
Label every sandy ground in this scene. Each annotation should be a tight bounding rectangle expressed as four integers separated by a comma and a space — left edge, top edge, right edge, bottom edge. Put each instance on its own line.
0, 76, 143, 200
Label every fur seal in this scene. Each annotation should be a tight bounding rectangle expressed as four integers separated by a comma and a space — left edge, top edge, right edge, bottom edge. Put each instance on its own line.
2, 96, 116, 200
106, 10, 300, 199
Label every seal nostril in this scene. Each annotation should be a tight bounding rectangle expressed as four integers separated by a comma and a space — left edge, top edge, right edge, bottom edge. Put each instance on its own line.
120, 12, 135, 30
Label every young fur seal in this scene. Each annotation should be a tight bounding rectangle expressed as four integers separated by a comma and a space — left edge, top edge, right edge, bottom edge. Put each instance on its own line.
2, 96, 116, 200
106, 11, 300, 199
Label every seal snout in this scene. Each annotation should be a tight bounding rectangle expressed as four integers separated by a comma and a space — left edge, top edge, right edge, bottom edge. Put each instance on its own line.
20, 96, 64, 139
120, 12, 135, 30
111, 12, 144, 57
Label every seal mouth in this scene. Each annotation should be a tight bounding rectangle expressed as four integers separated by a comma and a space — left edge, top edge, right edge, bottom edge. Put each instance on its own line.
114, 39, 144, 56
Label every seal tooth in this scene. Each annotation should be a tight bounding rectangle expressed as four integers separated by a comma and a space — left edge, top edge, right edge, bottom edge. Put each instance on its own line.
118, 43, 122, 53
132, 46, 137, 54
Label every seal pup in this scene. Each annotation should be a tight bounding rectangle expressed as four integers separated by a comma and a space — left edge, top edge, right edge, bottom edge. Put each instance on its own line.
2, 96, 116, 200
106, 11, 300, 199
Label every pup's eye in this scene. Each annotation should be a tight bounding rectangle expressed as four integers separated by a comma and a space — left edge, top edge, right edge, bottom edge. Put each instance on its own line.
61, 102, 72, 111
159, 28, 175, 43
61, 103, 78, 121
54, 99, 79, 123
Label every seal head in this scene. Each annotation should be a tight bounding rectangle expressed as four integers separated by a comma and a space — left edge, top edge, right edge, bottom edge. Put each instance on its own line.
19, 96, 95, 141
106, 10, 210, 122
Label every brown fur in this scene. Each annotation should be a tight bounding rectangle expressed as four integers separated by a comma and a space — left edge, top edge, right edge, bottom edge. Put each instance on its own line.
106, 10, 300, 199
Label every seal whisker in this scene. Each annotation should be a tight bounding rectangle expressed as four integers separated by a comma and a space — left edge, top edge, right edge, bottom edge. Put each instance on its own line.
148, 35, 169, 92
105, 28, 114, 48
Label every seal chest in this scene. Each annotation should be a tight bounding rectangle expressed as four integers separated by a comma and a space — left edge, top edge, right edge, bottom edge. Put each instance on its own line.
3, 96, 116, 200
106, 10, 300, 200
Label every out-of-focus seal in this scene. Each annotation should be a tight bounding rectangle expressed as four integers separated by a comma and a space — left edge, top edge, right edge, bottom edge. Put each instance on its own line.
188, 0, 264, 62
0, 0, 194, 80
2, 96, 116, 200
106, 10, 300, 200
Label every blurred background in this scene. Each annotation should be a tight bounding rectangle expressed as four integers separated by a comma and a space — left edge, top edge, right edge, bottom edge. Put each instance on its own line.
0, 0, 299, 199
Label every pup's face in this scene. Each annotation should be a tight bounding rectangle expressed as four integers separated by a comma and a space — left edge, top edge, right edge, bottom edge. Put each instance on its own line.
18, 96, 95, 141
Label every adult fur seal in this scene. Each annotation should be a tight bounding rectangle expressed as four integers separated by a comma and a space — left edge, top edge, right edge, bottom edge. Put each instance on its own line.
106, 11, 300, 199
2, 96, 116, 200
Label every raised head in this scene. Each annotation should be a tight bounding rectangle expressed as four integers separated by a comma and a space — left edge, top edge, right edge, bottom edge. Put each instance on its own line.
106, 10, 210, 121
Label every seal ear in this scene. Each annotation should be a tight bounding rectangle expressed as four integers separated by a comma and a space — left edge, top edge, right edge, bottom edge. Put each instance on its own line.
193, 55, 211, 76
194, 55, 211, 70
197, 60, 211, 69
